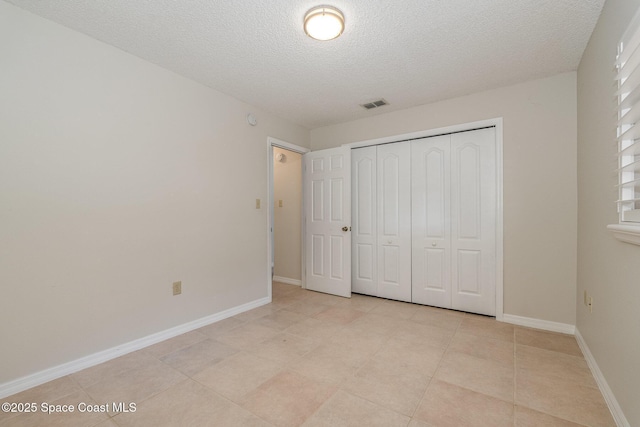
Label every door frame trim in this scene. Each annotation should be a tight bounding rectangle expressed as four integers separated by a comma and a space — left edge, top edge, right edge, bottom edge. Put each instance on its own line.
267, 137, 310, 301
343, 118, 504, 321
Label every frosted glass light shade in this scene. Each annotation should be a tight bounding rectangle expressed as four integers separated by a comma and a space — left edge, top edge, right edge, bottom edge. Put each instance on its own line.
304, 6, 344, 41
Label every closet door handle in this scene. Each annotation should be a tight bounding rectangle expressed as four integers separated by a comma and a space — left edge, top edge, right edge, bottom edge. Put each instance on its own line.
432, 242, 437, 247
342, 226, 349, 232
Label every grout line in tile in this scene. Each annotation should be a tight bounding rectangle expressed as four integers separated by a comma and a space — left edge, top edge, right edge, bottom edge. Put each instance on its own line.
409, 306, 463, 420
331, 388, 410, 424
295, 385, 340, 425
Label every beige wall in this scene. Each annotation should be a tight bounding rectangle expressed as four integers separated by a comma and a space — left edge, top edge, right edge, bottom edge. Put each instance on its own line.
0, 2, 308, 385
273, 147, 302, 281
311, 72, 578, 325
577, 0, 640, 424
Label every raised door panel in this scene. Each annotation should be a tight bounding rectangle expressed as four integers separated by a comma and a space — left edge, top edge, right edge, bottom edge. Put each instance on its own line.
450, 128, 496, 315
351, 146, 377, 296
411, 135, 452, 308
304, 147, 351, 298
377, 142, 411, 302
310, 166, 325, 278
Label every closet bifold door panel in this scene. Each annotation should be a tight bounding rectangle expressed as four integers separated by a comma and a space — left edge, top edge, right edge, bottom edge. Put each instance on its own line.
450, 128, 496, 316
351, 143, 411, 301
411, 135, 452, 308
351, 146, 377, 296
377, 142, 412, 302
411, 127, 497, 316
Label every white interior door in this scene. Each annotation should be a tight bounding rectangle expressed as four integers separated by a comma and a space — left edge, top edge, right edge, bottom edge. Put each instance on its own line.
351, 146, 377, 296
411, 135, 452, 308
304, 146, 352, 298
377, 142, 412, 302
450, 128, 496, 315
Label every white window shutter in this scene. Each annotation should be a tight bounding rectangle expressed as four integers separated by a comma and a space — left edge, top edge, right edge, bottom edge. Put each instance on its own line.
617, 14, 640, 223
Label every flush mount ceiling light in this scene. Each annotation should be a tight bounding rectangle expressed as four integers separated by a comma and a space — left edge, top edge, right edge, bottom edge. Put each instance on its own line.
304, 6, 345, 41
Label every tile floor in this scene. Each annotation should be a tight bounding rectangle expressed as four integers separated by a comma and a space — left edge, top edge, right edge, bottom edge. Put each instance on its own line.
0, 282, 616, 427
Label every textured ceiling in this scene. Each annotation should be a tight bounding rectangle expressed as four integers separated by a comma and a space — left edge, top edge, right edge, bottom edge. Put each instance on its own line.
6, 0, 605, 129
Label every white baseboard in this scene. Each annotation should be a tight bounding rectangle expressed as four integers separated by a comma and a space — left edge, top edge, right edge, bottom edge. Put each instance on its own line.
575, 328, 629, 427
0, 296, 271, 399
501, 313, 576, 335
273, 276, 301, 286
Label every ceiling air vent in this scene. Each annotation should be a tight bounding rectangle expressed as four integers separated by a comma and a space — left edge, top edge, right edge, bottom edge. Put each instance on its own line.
361, 99, 389, 110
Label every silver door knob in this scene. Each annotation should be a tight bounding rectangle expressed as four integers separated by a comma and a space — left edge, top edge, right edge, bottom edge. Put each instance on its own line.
432, 243, 437, 247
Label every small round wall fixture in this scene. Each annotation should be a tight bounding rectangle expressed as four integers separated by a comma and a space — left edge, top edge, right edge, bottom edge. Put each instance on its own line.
304, 6, 345, 41
247, 113, 257, 126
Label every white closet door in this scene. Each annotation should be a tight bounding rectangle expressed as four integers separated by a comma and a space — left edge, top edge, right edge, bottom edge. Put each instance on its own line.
450, 128, 496, 315
304, 147, 352, 298
377, 142, 412, 302
351, 147, 377, 296
411, 135, 452, 308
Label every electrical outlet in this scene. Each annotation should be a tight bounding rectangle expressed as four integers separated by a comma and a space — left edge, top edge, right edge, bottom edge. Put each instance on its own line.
279, 199, 283, 207
256, 199, 261, 209
172, 281, 182, 296
588, 296, 593, 313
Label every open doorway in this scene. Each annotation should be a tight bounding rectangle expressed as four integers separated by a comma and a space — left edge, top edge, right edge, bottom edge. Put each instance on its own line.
267, 137, 309, 300
272, 146, 302, 284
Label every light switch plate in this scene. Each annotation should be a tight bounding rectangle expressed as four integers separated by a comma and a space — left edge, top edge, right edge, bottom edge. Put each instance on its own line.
173, 281, 182, 296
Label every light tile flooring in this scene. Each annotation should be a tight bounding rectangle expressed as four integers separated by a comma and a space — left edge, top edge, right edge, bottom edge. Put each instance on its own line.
1, 282, 615, 427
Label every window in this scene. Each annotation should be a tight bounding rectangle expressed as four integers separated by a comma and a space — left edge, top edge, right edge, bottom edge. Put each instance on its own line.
609, 10, 640, 245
